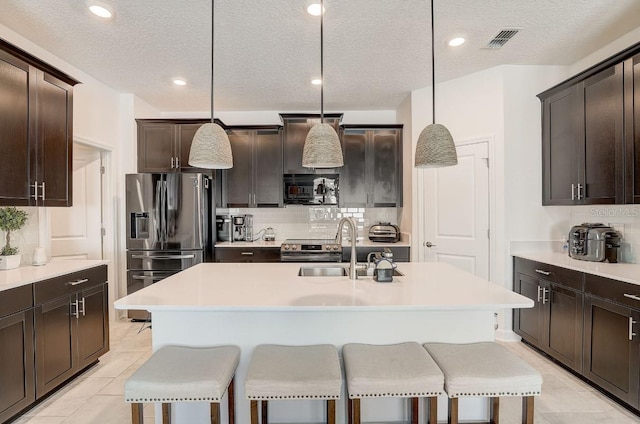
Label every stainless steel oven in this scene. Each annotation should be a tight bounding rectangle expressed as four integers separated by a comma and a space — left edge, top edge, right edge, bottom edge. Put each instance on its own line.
280, 239, 342, 262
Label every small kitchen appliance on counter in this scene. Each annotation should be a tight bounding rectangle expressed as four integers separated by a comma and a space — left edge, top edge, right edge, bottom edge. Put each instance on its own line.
569, 223, 621, 263
216, 215, 232, 241
368, 223, 401, 243
232, 214, 253, 242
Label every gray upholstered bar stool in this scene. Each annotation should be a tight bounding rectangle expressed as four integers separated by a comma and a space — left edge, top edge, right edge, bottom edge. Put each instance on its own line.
342, 342, 444, 424
424, 342, 542, 424
124, 345, 240, 424
244, 344, 342, 424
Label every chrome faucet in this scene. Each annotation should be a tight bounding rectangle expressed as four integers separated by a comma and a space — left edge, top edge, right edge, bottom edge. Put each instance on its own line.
335, 217, 364, 280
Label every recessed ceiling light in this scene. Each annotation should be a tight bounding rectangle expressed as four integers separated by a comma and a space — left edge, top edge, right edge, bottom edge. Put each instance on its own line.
306, 3, 325, 16
448, 37, 466, 47
173, 79, 187, 86
311, 78, 322, 85
88, 1, 113, 19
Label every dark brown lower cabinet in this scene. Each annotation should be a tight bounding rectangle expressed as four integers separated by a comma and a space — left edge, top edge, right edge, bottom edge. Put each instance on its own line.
0, 309, 34, 423
215, 247, 281, 263
583, 296, 640, 408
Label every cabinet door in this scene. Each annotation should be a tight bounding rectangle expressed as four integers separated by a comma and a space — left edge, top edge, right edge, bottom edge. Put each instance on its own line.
254, 129, 283, 207
283, 117, 341, 174
543, 283, 583, 372
580, 64, 624, 204
225, 130, 252, 207
625, 53, 640, 204
340, 130, 367, 206
0, 309, 34, 423
34, 295, 77, 398
371, 129, 401, 207
137, 123, 176, 172
78, 283, 109, 369
542, 86, 580, 205
177, 123, 204, 172
513, 273, 544, 346
0, 50, 33, 206
583, 296, 640, 408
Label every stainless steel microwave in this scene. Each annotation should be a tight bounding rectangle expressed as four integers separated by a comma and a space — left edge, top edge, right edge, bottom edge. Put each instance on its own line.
283, 174, 339, 205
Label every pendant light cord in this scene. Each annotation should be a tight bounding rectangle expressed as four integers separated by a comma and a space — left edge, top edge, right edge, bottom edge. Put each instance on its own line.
210, 0, 215, 124
320, 0, 325, 124
431, 0, 435, 124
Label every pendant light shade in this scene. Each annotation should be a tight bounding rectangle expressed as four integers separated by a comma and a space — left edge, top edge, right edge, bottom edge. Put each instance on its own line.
303, 123, 343, 168
188, 0, 233, 169
303, 0, 344, 169
414, 0, 457, 168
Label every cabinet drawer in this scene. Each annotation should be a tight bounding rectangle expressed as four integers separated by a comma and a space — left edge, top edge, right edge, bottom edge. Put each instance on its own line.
0, 284, 33, 318
585, 273, 640, 310
514, 257, 583, 291
34, 265, 107, 305
215, 247, 281, 262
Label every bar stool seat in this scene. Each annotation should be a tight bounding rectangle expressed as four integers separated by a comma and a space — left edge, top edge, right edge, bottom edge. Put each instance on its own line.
245, 344, 341, 424
125, 345, 240, 424
424, 342, 542, 424
343, 342, 443, 424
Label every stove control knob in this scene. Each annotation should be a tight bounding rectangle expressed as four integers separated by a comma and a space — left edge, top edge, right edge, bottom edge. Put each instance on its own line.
292, 245, 298, 250
283, 245, 290, 250
325, 246, 331, 250
333, 245, 340, 250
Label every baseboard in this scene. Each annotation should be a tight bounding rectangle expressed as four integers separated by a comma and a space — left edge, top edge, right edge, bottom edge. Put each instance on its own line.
494, 328, 522, 342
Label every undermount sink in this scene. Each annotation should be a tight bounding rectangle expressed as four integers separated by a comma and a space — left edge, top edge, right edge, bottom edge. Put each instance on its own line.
297, 266, 403, 277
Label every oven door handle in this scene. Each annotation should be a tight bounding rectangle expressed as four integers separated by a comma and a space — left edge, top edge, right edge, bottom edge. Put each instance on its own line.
131, 254, 196, 260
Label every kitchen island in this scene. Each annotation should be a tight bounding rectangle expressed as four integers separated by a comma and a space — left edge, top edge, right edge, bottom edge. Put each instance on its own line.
114, 262, 532, 423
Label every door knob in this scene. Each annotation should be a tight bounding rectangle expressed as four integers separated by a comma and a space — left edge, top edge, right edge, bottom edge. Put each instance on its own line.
425, 241, 436, 248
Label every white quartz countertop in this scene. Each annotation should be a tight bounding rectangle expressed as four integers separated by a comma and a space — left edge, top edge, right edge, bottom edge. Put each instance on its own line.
114, 262, 531, 312
513, 252, 640, 286
0, 260, 108, 292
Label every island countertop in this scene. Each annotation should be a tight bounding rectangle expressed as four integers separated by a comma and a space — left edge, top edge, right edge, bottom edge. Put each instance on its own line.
114, 261, 531, 311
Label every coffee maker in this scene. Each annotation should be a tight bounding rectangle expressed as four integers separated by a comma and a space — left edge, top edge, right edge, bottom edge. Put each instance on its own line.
232, 214, 253, 242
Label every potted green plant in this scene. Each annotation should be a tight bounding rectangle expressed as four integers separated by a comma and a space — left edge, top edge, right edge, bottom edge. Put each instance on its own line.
0, 207, 28, 270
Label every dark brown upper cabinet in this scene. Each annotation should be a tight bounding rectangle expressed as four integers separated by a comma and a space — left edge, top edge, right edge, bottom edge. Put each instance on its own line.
220, 127, 283, 208
0, 40, 77, 207
136, 119, 211, 173
281, 114, 342, 174
339, 125, 403, 207
539, 41, 640, 206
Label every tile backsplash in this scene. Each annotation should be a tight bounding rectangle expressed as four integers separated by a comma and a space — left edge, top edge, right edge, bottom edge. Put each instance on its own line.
217, 206, 401, 241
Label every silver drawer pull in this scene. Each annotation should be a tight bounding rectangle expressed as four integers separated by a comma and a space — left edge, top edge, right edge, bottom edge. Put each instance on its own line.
537, 285, 543, 302
630, 317, 637, 341
241, 252, 254, 256
535, 269, 551, 276
131, 254, 195, 260
624, 294, 640, 301
67, 278, 89, 286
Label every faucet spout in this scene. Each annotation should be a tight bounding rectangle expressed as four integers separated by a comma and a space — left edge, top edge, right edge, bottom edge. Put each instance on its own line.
335, 217, 361, 280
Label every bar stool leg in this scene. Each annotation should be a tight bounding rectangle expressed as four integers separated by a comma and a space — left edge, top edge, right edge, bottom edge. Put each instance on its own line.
162, 403, 171, 424
347, 398, 353, 424
131, 403, 143, 424
227, 377, 235, 424
428, 396, 438, 424
250, 400, 259, 424
262, 400, 268, 424
210, 402, 220, 424
353, 398, 361, 424
327, 399, 336, 424
410, 397, 418, 424
448, 398, 459, 424
522, 396, 534, 424
490, 397, 500, 424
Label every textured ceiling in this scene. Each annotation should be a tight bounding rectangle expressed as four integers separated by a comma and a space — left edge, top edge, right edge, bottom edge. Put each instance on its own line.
1, 0, 639, 113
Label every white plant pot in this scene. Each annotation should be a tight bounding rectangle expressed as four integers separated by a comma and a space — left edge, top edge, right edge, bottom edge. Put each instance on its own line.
0, 254, 21, 270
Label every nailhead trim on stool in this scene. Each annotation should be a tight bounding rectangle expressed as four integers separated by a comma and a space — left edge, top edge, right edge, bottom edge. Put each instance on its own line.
124, 345, 240, 424
343, 342, 444, 424
424, 342, 542, 424
245, 344, 342, 424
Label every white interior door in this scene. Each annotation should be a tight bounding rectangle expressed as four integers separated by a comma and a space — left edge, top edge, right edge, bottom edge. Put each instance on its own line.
422, 141, 489, 278
50, 145, 103, 260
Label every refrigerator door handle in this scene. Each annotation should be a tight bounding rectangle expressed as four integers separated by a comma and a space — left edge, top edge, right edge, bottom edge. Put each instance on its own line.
161, 180, 168, 243
155, 180, 163, 241
131, 254, 196, 260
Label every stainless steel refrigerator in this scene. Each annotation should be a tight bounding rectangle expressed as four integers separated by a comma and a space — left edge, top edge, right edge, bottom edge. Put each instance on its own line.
125, 173, 212, 320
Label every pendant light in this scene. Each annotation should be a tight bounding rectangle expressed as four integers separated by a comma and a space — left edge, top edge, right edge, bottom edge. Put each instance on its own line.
414, 0, 457, 168
302, 0, 343, 169
188, 0, 233, 169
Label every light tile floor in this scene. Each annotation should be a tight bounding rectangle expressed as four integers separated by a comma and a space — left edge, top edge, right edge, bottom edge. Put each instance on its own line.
10, 319, 640, 423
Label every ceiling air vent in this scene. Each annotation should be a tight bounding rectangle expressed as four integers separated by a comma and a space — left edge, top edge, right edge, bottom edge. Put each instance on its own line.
484, 28, 521, 49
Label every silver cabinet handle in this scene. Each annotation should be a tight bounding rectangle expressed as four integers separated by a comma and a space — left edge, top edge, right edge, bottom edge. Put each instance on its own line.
535, 269, 551, 276
577, 183, 583, 200
241, 252, 254, 256
70, 299, 79, 319
542, 287, 550, 304
624, 294, 640, 301
40, 182, 45, 200
131, 254, 195, 260
630, 317, 637, 341
571, 183, 576, 200
78, 297, 86, 317
175, 157, 180, 168
67, 278, 89, 286
537, 285, 543, 302
32, 182, 38, 200
132, 275, 166, 281
170, 157, 175, 168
